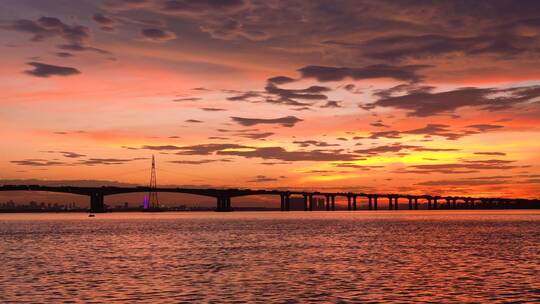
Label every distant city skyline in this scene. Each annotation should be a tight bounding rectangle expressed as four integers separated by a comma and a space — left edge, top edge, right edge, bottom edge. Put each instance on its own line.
1, 0, 540, 199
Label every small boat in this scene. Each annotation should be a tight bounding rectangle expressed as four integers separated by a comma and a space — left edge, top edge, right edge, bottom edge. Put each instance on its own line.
88, 214, 96, 217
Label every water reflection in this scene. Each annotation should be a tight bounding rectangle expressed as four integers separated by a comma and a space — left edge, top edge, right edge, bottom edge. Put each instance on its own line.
1, 211, 539, 303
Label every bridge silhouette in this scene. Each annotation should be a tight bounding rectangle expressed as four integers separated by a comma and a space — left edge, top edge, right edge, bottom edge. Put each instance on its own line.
0, 184, 537, 213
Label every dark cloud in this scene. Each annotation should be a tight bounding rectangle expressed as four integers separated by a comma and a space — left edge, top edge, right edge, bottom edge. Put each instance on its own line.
407, 159, 521, 174
403, 124, 464, 140
140, 145, 182, 150
416, 178, 510, 186
56, 44, 111, 54
259, 161, 291, 165
200, 107, 226, 111
7, 16, 90, 44
174, 97, 201, 102
11, 159, 65, 166
25, 62, 80, 77
175, 143, 249, 155
236, 132, 274, 139
368, 86, 540, 117
264, 83, 329, 106
474, 152, 507, 156
55, 52, 73, 58
160, 0, 245, 14
466, 124, 504, 132
291, 106, 311, 111
332, 163, 383, 170
231, 116, 303, 127
5, 16, 111, 54
78, 158, 139, 165
267, 76, 296, 84
42, 151, 86, 158
370, 120, 389, 128
227, 91, 261, 101
140, 28, 177, 42
207, 136, 229, 140
247, 175, 278, 182
169, 159, 224, 165
297, 64, 429, 83
293, 140, 339, 148
360, 34, 537, 61
155, 142, 358, 162
367, 130, 402, 139
354, 143, 459, 156
320, 100, 341, 108
226, 82, 333, 107
217, 146, 361, 162
93, 13, 116, 25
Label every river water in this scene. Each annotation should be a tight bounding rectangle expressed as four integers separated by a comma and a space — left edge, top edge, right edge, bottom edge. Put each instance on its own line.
1, 210, 539, 303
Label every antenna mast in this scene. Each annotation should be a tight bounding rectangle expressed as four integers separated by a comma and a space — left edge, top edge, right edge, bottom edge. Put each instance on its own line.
148, 154, 159, 209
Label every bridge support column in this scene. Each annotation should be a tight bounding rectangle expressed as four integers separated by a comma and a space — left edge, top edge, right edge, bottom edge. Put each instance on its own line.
374, 196, 378, 210
408, 197, 413, 210
347, 196, 351, 211
394, 197, 399, 210
452, 199, 457, 209
226, 197, 231, 211
353, 195, 357, 211
368, 196, 373, 210
280, 194, 285, 211
331, 196, 335, 211
433, 198, 438, 210
414, 198, 419, 210
427, 198, 432, 210
309, 195, 313, 211
90, 192, 105, 213
303, 194, 308, 211
388, 196, 393, 210
325, 196, 330, 211
216, 196, 231, 212
470, 199, 475, 209
285, 194, 290, 211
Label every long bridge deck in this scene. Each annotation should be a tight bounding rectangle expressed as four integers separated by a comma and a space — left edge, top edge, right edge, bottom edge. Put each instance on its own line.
0, 185, 538, 212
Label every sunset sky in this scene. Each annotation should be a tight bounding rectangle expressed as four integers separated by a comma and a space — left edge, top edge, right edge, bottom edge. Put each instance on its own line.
1, 0, 540, 200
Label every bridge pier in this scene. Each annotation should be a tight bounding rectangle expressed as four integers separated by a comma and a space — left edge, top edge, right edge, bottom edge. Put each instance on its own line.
347, 195, 351, 211
368, 196, 373, 210
408, 197, 413, 210
331, 195, 335, 211
303, 194, 308, 211
427, 198, 432, 210
394, 197, 399, 210
325, 195, 330, 211
433, 198, 438, 210
374, 196, 378, 210
280, 194, 285, 211
388, 196, 393, 210
309, 194, 313, 211
452, 198, 457, 209
285, 194, 290, 211
216, 196, 232, 212
353, 195, 357, 210
90, 192, 105, 213
414, 198, 419, 210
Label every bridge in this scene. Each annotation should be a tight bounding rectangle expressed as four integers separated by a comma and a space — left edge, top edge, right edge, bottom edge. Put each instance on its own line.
0, 184, 537, 213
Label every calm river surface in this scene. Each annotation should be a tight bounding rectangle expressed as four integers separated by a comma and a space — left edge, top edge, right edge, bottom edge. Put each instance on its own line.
1, 210, 539, 303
